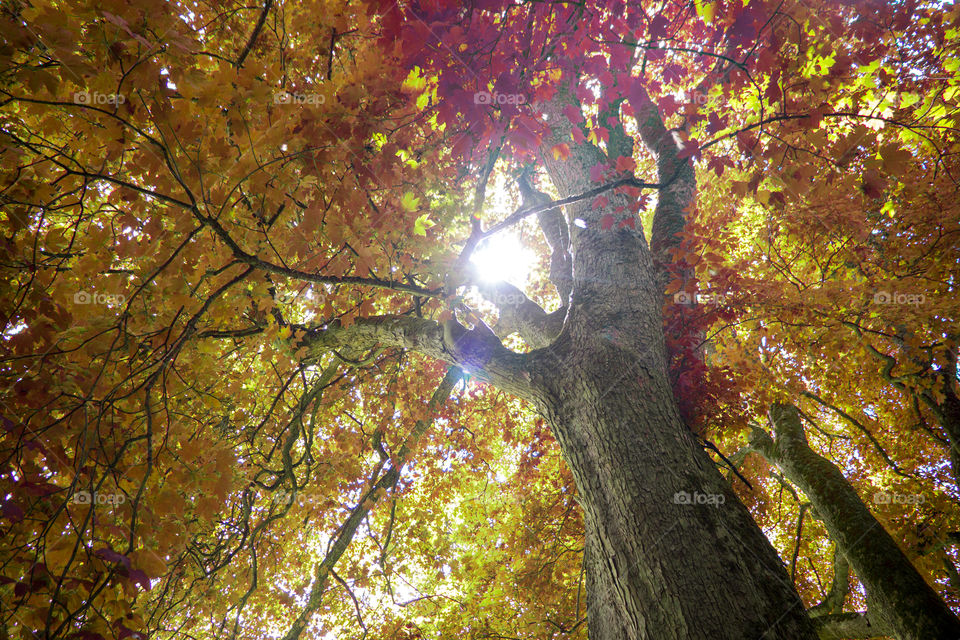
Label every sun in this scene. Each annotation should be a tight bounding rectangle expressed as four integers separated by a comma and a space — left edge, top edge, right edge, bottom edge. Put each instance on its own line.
469, 232, 535, 285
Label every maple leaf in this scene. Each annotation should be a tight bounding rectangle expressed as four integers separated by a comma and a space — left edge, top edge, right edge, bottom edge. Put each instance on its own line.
550, 143, 571, 161
614, 155, 636, 173
400, 191, 421, 212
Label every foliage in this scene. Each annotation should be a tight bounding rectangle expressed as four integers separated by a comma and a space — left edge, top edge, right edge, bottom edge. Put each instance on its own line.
1, 0, 959, 638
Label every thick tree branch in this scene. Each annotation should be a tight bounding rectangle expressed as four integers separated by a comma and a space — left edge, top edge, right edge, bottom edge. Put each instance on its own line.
629, 81, 696, 277
808, 545, 850, 617
536, 85, 666, 326
297, 315, 534, 401
469, 271, 564, 348
518, 167, 572, 303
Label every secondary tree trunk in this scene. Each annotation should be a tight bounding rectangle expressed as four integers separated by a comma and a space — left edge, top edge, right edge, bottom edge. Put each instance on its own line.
752, 402, 960, 640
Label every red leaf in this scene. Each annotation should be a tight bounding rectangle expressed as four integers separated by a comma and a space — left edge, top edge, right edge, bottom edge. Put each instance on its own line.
615, 155, 636, 173
600, 214, 615, 230
656, 94, 679, 117
94, 548, 131, 569
590, 162, 608, 182
1, 501, 24, 523
663, 64, 684, 85
649, 15, 671, 39
128, 568, 152, 592
705, 112, 726, 135
563, 104, 583, 124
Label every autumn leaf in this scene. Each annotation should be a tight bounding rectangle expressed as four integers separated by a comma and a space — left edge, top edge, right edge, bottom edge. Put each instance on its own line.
413, 213, 435, 236
551, 143, 571, 161
400, 191, 421, 212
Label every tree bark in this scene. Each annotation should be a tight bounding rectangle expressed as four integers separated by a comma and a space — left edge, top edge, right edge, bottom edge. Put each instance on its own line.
530, 362, 817, 639
752, 402, 960, 640
812, 612, 888, 640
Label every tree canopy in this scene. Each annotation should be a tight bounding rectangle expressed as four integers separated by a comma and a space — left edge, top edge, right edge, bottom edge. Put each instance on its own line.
1, 0, 959, 639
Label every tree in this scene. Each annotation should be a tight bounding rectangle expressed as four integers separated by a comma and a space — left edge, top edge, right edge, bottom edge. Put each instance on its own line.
1, 0, 959, 639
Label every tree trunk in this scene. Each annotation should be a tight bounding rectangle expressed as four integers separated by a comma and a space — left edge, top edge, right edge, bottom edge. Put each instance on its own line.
531, 354, 817, 639
516, 88, 819, 639
752, 403, 960, 640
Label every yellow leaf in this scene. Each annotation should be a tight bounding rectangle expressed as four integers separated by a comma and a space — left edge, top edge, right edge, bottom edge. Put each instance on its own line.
132, 550, 168, 578
696, 0, 716, 23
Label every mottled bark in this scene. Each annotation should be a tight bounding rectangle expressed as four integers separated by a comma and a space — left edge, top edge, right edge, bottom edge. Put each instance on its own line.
808, 545, 850, 617
752, 403, 960, 640
528, 353, 817, 639
630, 82, 696, 282
518, 168, 573, 304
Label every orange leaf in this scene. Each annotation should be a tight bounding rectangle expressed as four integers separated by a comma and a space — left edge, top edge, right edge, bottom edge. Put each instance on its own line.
551, 143, 571, 160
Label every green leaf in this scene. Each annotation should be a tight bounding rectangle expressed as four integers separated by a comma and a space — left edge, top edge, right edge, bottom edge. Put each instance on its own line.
401, 191, 421, 212
414, 213, 435, 236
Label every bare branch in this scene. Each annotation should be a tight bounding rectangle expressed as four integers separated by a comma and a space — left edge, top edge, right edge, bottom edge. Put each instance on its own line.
280, 368, 462, 640
235, 0, 274, 68
199, 213, 442, 299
